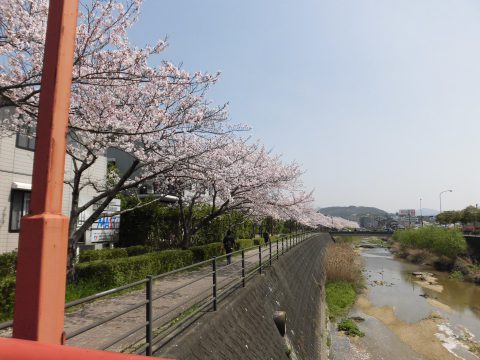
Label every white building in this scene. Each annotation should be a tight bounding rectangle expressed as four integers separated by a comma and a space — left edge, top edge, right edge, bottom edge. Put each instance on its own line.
0, 109, 110, 253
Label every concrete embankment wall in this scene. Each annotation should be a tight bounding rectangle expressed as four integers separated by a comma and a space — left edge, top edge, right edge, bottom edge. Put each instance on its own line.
158, 233, 330, 360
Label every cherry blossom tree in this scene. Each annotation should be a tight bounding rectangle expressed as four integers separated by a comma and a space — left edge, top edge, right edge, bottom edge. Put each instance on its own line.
0, 0, 350, 271
161, 138, 314, 248
0, 0, 238, 275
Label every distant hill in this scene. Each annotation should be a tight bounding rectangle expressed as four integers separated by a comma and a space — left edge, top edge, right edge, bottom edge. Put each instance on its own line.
318, 206, 389, 219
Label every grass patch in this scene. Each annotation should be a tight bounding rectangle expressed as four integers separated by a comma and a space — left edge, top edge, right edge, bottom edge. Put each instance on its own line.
65, 281, 104, 303
284, 344, 292, 357
337, 318, 365, 337
366, 237, 385, 245
64, 281, 145, 312
449, 270, 465, 281
470, 343, 480, 357
326, 281, 357, 320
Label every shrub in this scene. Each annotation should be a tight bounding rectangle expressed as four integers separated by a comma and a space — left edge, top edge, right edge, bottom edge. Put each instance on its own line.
393, 227, 467, 259
189, 242, 224, 262
0, 251, 17, 278
235, 239, 254, 250
271, 235, 291, 243
119, 197, 180, 248
253, 238, 265, 246
0, 276, 16, 322
76, 249, 194, 290
126, 245, 150, 257
78, 247, 129, 263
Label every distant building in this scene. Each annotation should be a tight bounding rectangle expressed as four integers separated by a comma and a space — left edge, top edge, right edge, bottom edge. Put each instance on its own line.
359, 216, 378, 229
106, 147, 178, 203
395, 209, 431, 227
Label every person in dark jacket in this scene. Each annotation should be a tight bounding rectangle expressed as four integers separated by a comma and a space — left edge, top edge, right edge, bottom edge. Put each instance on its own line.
263, 231, 270, 245
223, 230, 235, 265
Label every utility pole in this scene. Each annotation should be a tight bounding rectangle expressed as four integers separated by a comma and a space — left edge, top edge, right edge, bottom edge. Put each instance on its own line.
420, 198, 423, 227
475, 204, 478, 233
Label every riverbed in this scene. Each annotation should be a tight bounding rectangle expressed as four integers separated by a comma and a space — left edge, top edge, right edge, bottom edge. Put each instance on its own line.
330, 240, 480, 360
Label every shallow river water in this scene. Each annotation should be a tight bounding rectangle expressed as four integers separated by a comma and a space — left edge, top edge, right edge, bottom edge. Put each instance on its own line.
330, 242, 480, 360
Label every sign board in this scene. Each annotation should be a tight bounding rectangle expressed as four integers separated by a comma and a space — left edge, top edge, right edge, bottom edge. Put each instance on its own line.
90, 199, 121, 243
399, 209, 415, 217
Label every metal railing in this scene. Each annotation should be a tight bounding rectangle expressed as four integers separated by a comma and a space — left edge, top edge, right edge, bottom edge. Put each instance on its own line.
0, 231, 316, 356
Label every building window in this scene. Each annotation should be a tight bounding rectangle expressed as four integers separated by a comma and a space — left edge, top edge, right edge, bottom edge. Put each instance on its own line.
9, 190, 31, 232
15, 126, 36, 151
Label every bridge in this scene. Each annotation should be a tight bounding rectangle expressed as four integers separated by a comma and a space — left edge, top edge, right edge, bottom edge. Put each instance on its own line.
329, 230, 394, 237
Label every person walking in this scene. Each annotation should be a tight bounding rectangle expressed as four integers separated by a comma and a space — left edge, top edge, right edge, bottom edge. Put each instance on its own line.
263, 231, 270, 246
223, 229, 235, 265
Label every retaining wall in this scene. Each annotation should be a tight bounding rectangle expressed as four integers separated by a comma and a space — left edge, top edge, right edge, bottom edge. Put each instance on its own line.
157, 233, 331, 360
465, 235, 480, 261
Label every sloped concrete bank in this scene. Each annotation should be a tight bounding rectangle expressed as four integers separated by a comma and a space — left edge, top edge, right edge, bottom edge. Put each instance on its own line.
157, 233, 330, 360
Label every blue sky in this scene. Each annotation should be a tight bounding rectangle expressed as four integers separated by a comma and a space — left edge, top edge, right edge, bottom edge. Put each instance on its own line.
129, 0, 480, 212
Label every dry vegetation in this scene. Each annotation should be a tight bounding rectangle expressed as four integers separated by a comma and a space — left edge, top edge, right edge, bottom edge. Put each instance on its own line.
325, 242, 362, 283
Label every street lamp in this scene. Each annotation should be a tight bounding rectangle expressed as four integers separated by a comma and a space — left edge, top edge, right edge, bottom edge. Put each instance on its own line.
439, 189, 453, 213
419, 198, 423, 227
475, 204, 478, 232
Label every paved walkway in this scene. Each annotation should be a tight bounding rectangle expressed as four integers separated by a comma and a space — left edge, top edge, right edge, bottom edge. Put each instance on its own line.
62, 236, 308, 352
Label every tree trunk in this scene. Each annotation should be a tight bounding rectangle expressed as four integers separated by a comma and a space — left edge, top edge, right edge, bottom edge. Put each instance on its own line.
67, 239, 78, 282
67, 164, 82, 282
65, 159, 140, 280
181, 229, 191, 249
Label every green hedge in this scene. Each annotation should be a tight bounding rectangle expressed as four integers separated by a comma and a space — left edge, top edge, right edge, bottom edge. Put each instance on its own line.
235, 239, 254, 250
78, 248, 129, 263
393, 227, 467, 259
253, 238, 265, 246
0, 276, 16, 322
0, 251, 17, 278
76, 249, 194, 290
125, 245, 150, 257
271, 235, 281, 243
190, 242, 224, 262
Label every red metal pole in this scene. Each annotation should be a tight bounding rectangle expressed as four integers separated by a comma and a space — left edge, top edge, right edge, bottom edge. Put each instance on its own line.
0, 338, 174, 360
12, 0, 79, 344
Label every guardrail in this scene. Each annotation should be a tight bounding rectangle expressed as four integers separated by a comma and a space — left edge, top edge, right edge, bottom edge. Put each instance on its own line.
0, 231, 315, 356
